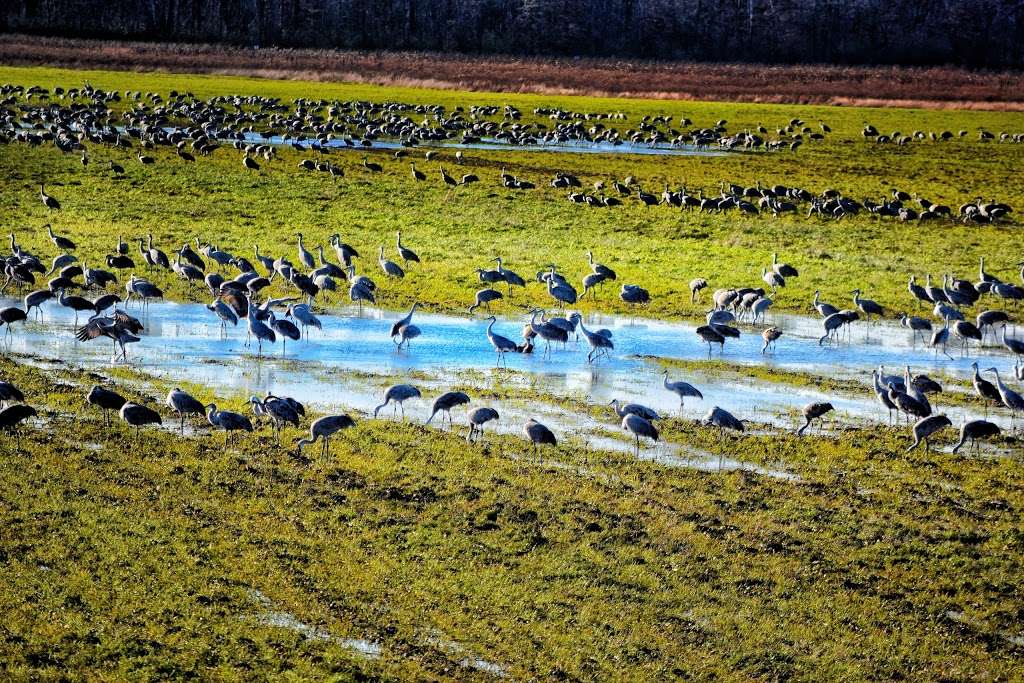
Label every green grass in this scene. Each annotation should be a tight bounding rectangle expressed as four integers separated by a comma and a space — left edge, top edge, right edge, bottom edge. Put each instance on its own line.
0, 65, 1023, 321
1, 64, 1024, 679
2, 357, 1023, 680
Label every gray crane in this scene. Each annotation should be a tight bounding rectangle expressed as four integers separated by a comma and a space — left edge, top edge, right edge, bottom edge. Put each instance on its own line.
246, 300, 276, 358
469, 288, 502, 313
952, 420, 1001, 454
797, 401, 834, 436
761, 327, 782, 354
485, 316, 519, 367
851, 289, 884, 321
662, 371, 702, 414
296, 414, 356, 457
703, 406, 744, 436
985, 367, 1024, 422
379, 246, 405, 278
579, 320, 614, 362
426, 391, 471, 427
374, 384, 421, 420
524, 418, 556, 459
0, 404, 37, 450
119, 401, 162, 439
86, 385, 125, 426
467, 407, 499, 442
396, 232, 420, 265
771, 253, 798, 278
206, 403, 254, 446
252, 394, 301, 443
871, 370, 898, 422
622, 413, 658, 454
166, 387, 205, 433
296, 233, 315, 269
610, 399, 660, 421
906, 415, 952, 453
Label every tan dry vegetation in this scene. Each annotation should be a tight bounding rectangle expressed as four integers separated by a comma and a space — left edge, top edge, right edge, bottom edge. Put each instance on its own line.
2, 34, 1024, 109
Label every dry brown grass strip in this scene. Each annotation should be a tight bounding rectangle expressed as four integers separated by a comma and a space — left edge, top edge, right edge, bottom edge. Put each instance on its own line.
2, 34, 1023, 109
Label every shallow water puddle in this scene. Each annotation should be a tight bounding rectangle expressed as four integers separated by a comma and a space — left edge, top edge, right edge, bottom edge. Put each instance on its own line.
245, 589, 382, 657
4, 297, 1021, 437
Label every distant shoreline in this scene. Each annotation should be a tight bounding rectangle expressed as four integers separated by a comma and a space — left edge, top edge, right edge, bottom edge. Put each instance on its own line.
1, 34, 1023, 110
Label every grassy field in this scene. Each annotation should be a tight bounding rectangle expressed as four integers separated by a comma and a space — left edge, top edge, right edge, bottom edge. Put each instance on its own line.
2, 64, 1024, 679
2, 355, 1023, 680
1, 65, 1024, 322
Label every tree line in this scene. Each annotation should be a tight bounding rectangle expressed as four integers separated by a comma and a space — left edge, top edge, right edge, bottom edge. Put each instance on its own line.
3, 0, 1022, 68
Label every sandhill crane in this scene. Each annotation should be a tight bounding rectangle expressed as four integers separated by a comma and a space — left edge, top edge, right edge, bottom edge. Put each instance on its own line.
586, 251, 616, 281
39, 184, 60, 210
166, 387, 205, 433
242, 154, 259, 171
622, 413, 658, 454
410, 163, 426, 181
469, 288, 502, 313
771, 253, 798, 278
439, 166, 457, 187
329, 234, 360, 267
906, 415, 952, 452
426, 391, 471, 427
620, 284, 650, 314
871, 370, 898, 422
86, 385, 125, 426
253, 244, 275, 274
390, 302, 418, 337
1001, 325, 1024, 356
761, 327, 782, 354
0, 404, 37, 450
0, 381, 24, 408
46, 224, 75, 252
930, 322, 953, 359
146, 234, 169, 269
484, 316, 518, 367
696, 324, 725, 355
493, 257, 525, 295
75, 309, 143, 362
524, 418, 556, 458
971, 362, 1001, 414
374, 384, 421, 419
579, 320, 614, 362
379, 246, 405, 278
467, 407, 499, 442
662, 371, 702, 414
246, 301, 276, 358
119, 402, 161, 438
546, 269, 578, 307
851, 289, 884, 321
812, 291, 838, 318
396, 232, 420, 265
296, 414, 356, 456
762, 267, 784, 293
206, 403, 254, 446
361, 155, 382, 172
797, 401, 834, 435
690, 278, 708, 302
0, 306, 28, 339
253, 394, 301, 443
527, 309, 568, 358
952, 320, 982, 354
610, 399, 660, 421
900, 314, 932, 343
952, 420, 1001, 454
703, 406, 744, 437
985, 367, 1024, 422
269, 312, 301, 355
296, 233, 315, 269
285, 304, 321, 338
207, 299, 237, 336
907, 276, 930, 307
887, 382, 930, 423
